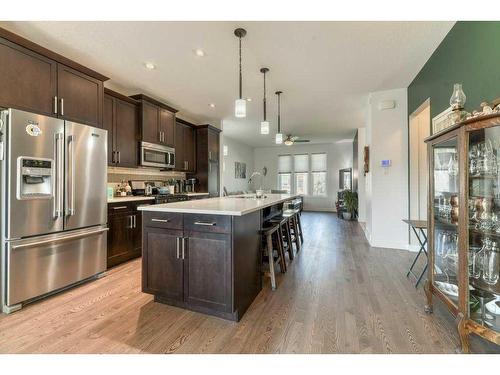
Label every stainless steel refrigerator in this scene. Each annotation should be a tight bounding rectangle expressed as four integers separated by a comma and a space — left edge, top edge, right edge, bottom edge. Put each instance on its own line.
0, 108, 108, 313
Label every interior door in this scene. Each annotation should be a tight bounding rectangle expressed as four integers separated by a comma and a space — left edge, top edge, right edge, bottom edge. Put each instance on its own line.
4, 109, 64, 239
64, 121, 107, 230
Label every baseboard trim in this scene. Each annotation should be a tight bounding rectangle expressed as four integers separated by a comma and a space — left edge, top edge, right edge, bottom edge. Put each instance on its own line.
369, 238, 409, 251
303, 208, 336, 212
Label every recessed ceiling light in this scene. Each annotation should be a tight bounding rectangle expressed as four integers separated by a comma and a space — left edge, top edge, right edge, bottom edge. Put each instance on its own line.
194, 49, 205, 57
144, 62, 156, 70
246, 98, 252, 102
209, 103, 216, 108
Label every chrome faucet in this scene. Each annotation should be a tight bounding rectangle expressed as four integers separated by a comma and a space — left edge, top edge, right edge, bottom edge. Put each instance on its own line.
248, 171, 263, 190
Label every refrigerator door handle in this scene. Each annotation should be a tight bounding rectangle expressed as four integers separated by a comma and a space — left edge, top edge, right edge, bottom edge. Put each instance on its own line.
53, 133, 64, 218
11, 227, 109, 250
66, 134, 75, 216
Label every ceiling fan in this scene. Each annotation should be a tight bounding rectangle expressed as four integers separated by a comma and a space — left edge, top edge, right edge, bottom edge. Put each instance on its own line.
284, 134, 310, 146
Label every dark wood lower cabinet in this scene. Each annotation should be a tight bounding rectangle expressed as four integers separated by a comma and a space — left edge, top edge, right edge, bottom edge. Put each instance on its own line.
142, 228, 184, 300
107, 201, 151, 268
184, 232, 232, 312
142, 211, 261, 321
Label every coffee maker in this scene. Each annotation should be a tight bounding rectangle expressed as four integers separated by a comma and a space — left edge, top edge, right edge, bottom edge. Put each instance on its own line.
185, 178, 197, 193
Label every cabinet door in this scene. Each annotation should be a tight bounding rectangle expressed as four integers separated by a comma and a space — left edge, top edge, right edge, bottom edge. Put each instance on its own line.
103, 94, 115, 165
208, 161, 220, 197
159, 108, 175, 147
107, 212, 134, 268
185, 125, 196, 172
0, 38, 57, 116
143, 227, 184, 301
208, 129, 219, 162
184, 232, 232, 312
141, 101, 160, 144
57, 64, 103, 127
175, 121, 185, 170
115, 98, 138, 167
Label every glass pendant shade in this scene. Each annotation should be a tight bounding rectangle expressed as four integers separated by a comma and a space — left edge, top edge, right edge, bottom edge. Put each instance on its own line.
260, 121, 270, 135
275, 133, 283, 144
235, 99, 246, 118
449, 83, 466, 110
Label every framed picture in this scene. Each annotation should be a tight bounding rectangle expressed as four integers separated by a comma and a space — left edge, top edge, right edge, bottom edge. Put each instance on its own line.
363, 146, 369, 175
235, 161, 246, 179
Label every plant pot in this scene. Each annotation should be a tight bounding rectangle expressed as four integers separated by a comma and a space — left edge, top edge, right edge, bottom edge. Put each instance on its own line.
342, 212, 352, 220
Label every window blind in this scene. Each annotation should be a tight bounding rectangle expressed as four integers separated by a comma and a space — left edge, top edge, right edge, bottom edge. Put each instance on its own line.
278, 154, 292, 173
311, 153, 327, 172
294, 154, 309, 172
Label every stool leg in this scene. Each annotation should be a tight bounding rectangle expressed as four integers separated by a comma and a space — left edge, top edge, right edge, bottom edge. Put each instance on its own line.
285, 221, 294, 260
293, 216, 301, 252
275, 230, 287, 273
296, 214, 304, 243
266, 234, 276, 290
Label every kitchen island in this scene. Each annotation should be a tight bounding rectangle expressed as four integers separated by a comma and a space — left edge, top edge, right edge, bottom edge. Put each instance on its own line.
138, 194, 300, 321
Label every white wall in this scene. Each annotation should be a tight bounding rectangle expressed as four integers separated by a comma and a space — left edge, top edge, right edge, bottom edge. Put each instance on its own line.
221, 135, 255, 193
253, 143, 353, 211
356, 128, 366, 222
364, 88, 409, 250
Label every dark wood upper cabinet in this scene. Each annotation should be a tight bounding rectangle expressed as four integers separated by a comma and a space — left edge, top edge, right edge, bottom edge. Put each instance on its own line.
104, 89, 139, 168
0, 38, 57, 116
141, 100, 160, 144
175, 119, 196, 173
103, 94, 115, 165
57, 64, 103, 127
0, 29, 107, 126
159, 108, 175, 147
131, 94, 178, 146
190, 125, 221, 196
114, 98, 138, 167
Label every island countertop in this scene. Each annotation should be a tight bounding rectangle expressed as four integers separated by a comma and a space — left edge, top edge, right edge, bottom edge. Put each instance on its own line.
137, 193, 301, 216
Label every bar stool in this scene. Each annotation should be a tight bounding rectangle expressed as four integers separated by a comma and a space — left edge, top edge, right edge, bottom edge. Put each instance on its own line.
268, 215, 294, 261
295, 209, 304, 243
260, 223, 286, 290
283, 209, 301, 253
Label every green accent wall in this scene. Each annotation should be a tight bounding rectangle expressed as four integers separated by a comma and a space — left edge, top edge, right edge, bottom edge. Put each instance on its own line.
408, 21, 500, 119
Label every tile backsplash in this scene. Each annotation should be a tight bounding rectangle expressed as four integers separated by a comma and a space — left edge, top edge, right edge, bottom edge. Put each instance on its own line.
108, 166, 186, 184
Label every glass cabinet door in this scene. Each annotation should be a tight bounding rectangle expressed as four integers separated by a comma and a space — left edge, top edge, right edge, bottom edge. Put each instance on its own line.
432, 138, 460, 307
468, 128, 500, 332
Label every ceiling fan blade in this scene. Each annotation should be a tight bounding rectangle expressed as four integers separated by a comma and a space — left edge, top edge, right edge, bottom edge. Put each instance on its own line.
294, 139, 310, 143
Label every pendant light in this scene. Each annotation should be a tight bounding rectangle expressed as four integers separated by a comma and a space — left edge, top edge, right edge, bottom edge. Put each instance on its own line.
260, 67, 270, 134
275, 91, 283, 144
234, 28, 247, 118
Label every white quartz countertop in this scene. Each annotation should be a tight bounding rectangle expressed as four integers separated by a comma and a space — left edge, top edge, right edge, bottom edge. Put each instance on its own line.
137, 194, 301, 216
107, 196, 155, 203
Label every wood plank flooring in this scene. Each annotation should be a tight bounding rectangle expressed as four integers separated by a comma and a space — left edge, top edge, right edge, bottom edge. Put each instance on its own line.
0, 212, 498, 353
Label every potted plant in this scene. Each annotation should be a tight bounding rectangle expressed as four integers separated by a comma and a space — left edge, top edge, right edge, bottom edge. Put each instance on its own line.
342, 190, 358, 220
167, 178, 177, 194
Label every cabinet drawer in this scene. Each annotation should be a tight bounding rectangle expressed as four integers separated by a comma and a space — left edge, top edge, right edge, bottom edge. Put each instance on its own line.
144, 212, 183, 230
184, 214, 231, 234
108, 202, 133, 213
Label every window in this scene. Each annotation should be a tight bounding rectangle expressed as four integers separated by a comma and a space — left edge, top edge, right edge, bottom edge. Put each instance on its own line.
277, 152, 328, 196
278, 155, 292, 193
311, 153, 327, 196
294, 154, 309, 195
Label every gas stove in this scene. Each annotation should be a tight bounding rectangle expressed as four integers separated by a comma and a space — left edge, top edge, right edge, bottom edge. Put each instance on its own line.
153, 193, 189, 204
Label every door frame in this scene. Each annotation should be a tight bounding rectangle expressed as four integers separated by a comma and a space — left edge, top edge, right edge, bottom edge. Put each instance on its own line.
407, 98, 431, 249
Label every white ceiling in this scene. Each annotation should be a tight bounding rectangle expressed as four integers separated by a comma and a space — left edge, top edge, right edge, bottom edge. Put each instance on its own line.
1, 21, 454, 147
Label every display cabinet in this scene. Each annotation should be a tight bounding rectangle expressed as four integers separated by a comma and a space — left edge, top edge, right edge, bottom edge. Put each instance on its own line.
425, 113, 500, 353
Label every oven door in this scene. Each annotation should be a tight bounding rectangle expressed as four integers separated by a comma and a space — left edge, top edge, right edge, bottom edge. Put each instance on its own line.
140, 142, 174, 168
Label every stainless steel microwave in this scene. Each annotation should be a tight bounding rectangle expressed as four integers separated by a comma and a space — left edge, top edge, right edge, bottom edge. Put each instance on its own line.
140, 141, 175, 169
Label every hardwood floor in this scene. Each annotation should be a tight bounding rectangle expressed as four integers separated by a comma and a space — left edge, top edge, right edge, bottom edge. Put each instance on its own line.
0, 212, 498, 353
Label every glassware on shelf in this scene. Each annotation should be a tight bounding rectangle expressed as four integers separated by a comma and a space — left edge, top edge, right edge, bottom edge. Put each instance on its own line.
449, 83, 466, 110
483, 240, 500, 285
469, 245, 483, 278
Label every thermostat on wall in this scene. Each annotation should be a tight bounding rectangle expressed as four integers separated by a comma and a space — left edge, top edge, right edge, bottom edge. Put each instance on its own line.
381, 160, 392, 167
